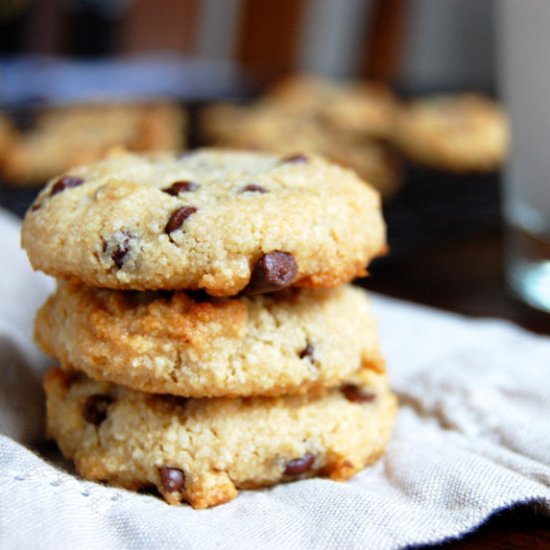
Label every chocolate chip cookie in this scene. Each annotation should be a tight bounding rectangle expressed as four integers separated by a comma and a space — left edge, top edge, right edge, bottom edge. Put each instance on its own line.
36, 283, 383, 397
200, 102, 401, 198
44, 366, 397, 508
3, 102, 186, 185
22, 149, 386, 296
393, 94, 510, 172
267, 75, 398, 140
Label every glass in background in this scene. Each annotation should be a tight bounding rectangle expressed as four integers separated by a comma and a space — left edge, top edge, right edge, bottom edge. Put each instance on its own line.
498, 1, 550, 314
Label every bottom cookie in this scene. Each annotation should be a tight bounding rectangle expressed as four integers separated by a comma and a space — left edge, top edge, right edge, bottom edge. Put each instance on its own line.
45, 367, 397, 508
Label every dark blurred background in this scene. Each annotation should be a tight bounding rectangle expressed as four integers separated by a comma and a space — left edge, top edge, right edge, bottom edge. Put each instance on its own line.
0, 0, 495, 102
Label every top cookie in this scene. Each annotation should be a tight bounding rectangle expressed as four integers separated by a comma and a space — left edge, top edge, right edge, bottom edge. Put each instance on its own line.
22, 149, 385, 296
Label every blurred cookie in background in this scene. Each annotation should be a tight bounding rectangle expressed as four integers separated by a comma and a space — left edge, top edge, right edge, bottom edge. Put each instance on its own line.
200, 102, 308, 150
268, 75, 398, 141
392, 94, 510, 173
329, 140, 401, 200
200, 77, 402, 199
200, 101, 325, 152
2, 102, 187, 186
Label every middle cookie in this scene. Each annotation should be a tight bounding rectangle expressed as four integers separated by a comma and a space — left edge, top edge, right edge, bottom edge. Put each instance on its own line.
36, 283, 383, 398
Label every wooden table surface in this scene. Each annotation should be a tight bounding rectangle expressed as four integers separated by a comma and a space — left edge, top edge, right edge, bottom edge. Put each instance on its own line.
361, 227, 550, 549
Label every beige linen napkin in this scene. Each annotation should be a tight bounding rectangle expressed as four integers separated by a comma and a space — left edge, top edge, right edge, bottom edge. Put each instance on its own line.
0, 208, 549, 549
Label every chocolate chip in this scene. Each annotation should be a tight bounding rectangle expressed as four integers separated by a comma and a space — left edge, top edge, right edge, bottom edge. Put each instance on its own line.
165, 206, 197, 234
246, 251, 298, 295
158, 466, 185, 493
162, 181, 199, 196
341, 385, 376, 404
82, 394, 113, 426
281, 154, 308, 164
240, 184, 267, 194
103, 231, 135, 269
30, 203, 41, 212
299, 342, 314, 360
111, 246, 127, 268
113, 237, 132, 268
284, 453, 315, 476
50, 176, 85, 197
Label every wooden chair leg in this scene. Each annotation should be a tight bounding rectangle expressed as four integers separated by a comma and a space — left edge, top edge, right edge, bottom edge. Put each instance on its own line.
236, 0, 307, 86
362, 0, 407, 82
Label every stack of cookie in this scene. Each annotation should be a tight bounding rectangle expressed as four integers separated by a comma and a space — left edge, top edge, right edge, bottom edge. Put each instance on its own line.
22, 149, 397, 508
